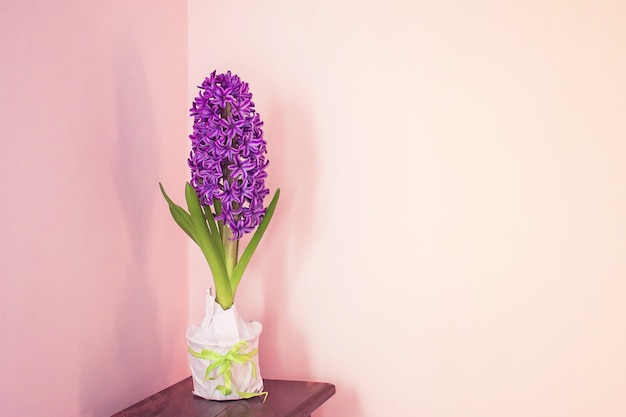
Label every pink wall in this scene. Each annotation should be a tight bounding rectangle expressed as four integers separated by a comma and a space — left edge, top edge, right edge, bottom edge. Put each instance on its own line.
0, 2, 189, 416
2, 2, 624, 416
189, 1, 626, 416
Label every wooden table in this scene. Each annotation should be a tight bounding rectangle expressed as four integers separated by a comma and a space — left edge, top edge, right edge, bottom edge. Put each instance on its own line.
111, 377, 335, 417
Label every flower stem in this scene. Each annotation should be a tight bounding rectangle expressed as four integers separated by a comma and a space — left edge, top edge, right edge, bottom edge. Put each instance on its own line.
219, 101, 239, 300
222, 225, 239, 283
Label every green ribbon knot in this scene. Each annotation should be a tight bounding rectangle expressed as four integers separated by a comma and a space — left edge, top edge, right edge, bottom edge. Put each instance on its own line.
188, 341, 267, 400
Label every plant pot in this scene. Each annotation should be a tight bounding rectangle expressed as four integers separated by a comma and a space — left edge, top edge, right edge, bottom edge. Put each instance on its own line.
186, 290, 264, 401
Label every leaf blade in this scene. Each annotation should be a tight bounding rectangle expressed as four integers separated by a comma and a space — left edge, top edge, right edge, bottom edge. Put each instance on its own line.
159, 183, 197, 243
202, 204, 225, 260
230, 189, 280, 295
185, 182, 233, 307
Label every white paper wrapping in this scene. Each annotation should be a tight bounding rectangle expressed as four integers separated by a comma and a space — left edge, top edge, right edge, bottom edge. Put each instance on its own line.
186, 290, 264, 400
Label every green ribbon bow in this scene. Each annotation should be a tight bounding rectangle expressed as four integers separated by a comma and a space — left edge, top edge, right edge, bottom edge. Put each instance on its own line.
188, 341, 267, 401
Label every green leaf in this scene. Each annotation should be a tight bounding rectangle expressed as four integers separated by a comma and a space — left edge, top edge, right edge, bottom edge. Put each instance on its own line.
230, 189, 280, 295
185, 182, 233, 308
202, 204, 225, 260
159, 183, 197, 243
213, 199, 224, 239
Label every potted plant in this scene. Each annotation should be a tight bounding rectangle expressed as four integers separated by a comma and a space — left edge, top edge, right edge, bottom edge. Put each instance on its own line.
160, 71, 279, 401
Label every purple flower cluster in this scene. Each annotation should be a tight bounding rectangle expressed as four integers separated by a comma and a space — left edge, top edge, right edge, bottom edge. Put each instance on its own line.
188, 71, 270, 239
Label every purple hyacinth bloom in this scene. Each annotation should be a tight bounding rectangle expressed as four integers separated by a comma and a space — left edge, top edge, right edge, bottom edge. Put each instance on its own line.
188, 71, 270, 239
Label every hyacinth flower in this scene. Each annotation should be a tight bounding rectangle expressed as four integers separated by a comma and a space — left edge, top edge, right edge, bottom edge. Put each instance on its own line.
160, 71, 280, 310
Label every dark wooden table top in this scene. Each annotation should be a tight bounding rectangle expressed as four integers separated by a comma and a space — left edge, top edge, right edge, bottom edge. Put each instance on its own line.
111, 377, 335, 417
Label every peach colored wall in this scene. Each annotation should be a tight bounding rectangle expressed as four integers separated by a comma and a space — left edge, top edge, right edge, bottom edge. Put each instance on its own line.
189, 1, 626, 416
0, 2, 189, 416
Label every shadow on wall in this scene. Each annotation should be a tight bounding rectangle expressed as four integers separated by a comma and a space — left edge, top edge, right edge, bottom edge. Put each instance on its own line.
256, 96, 363, 417
78, 33, 163, 416
255, 97, 317, 382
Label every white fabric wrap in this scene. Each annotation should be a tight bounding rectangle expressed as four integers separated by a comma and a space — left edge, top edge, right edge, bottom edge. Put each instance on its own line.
186, 290, 264, 400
